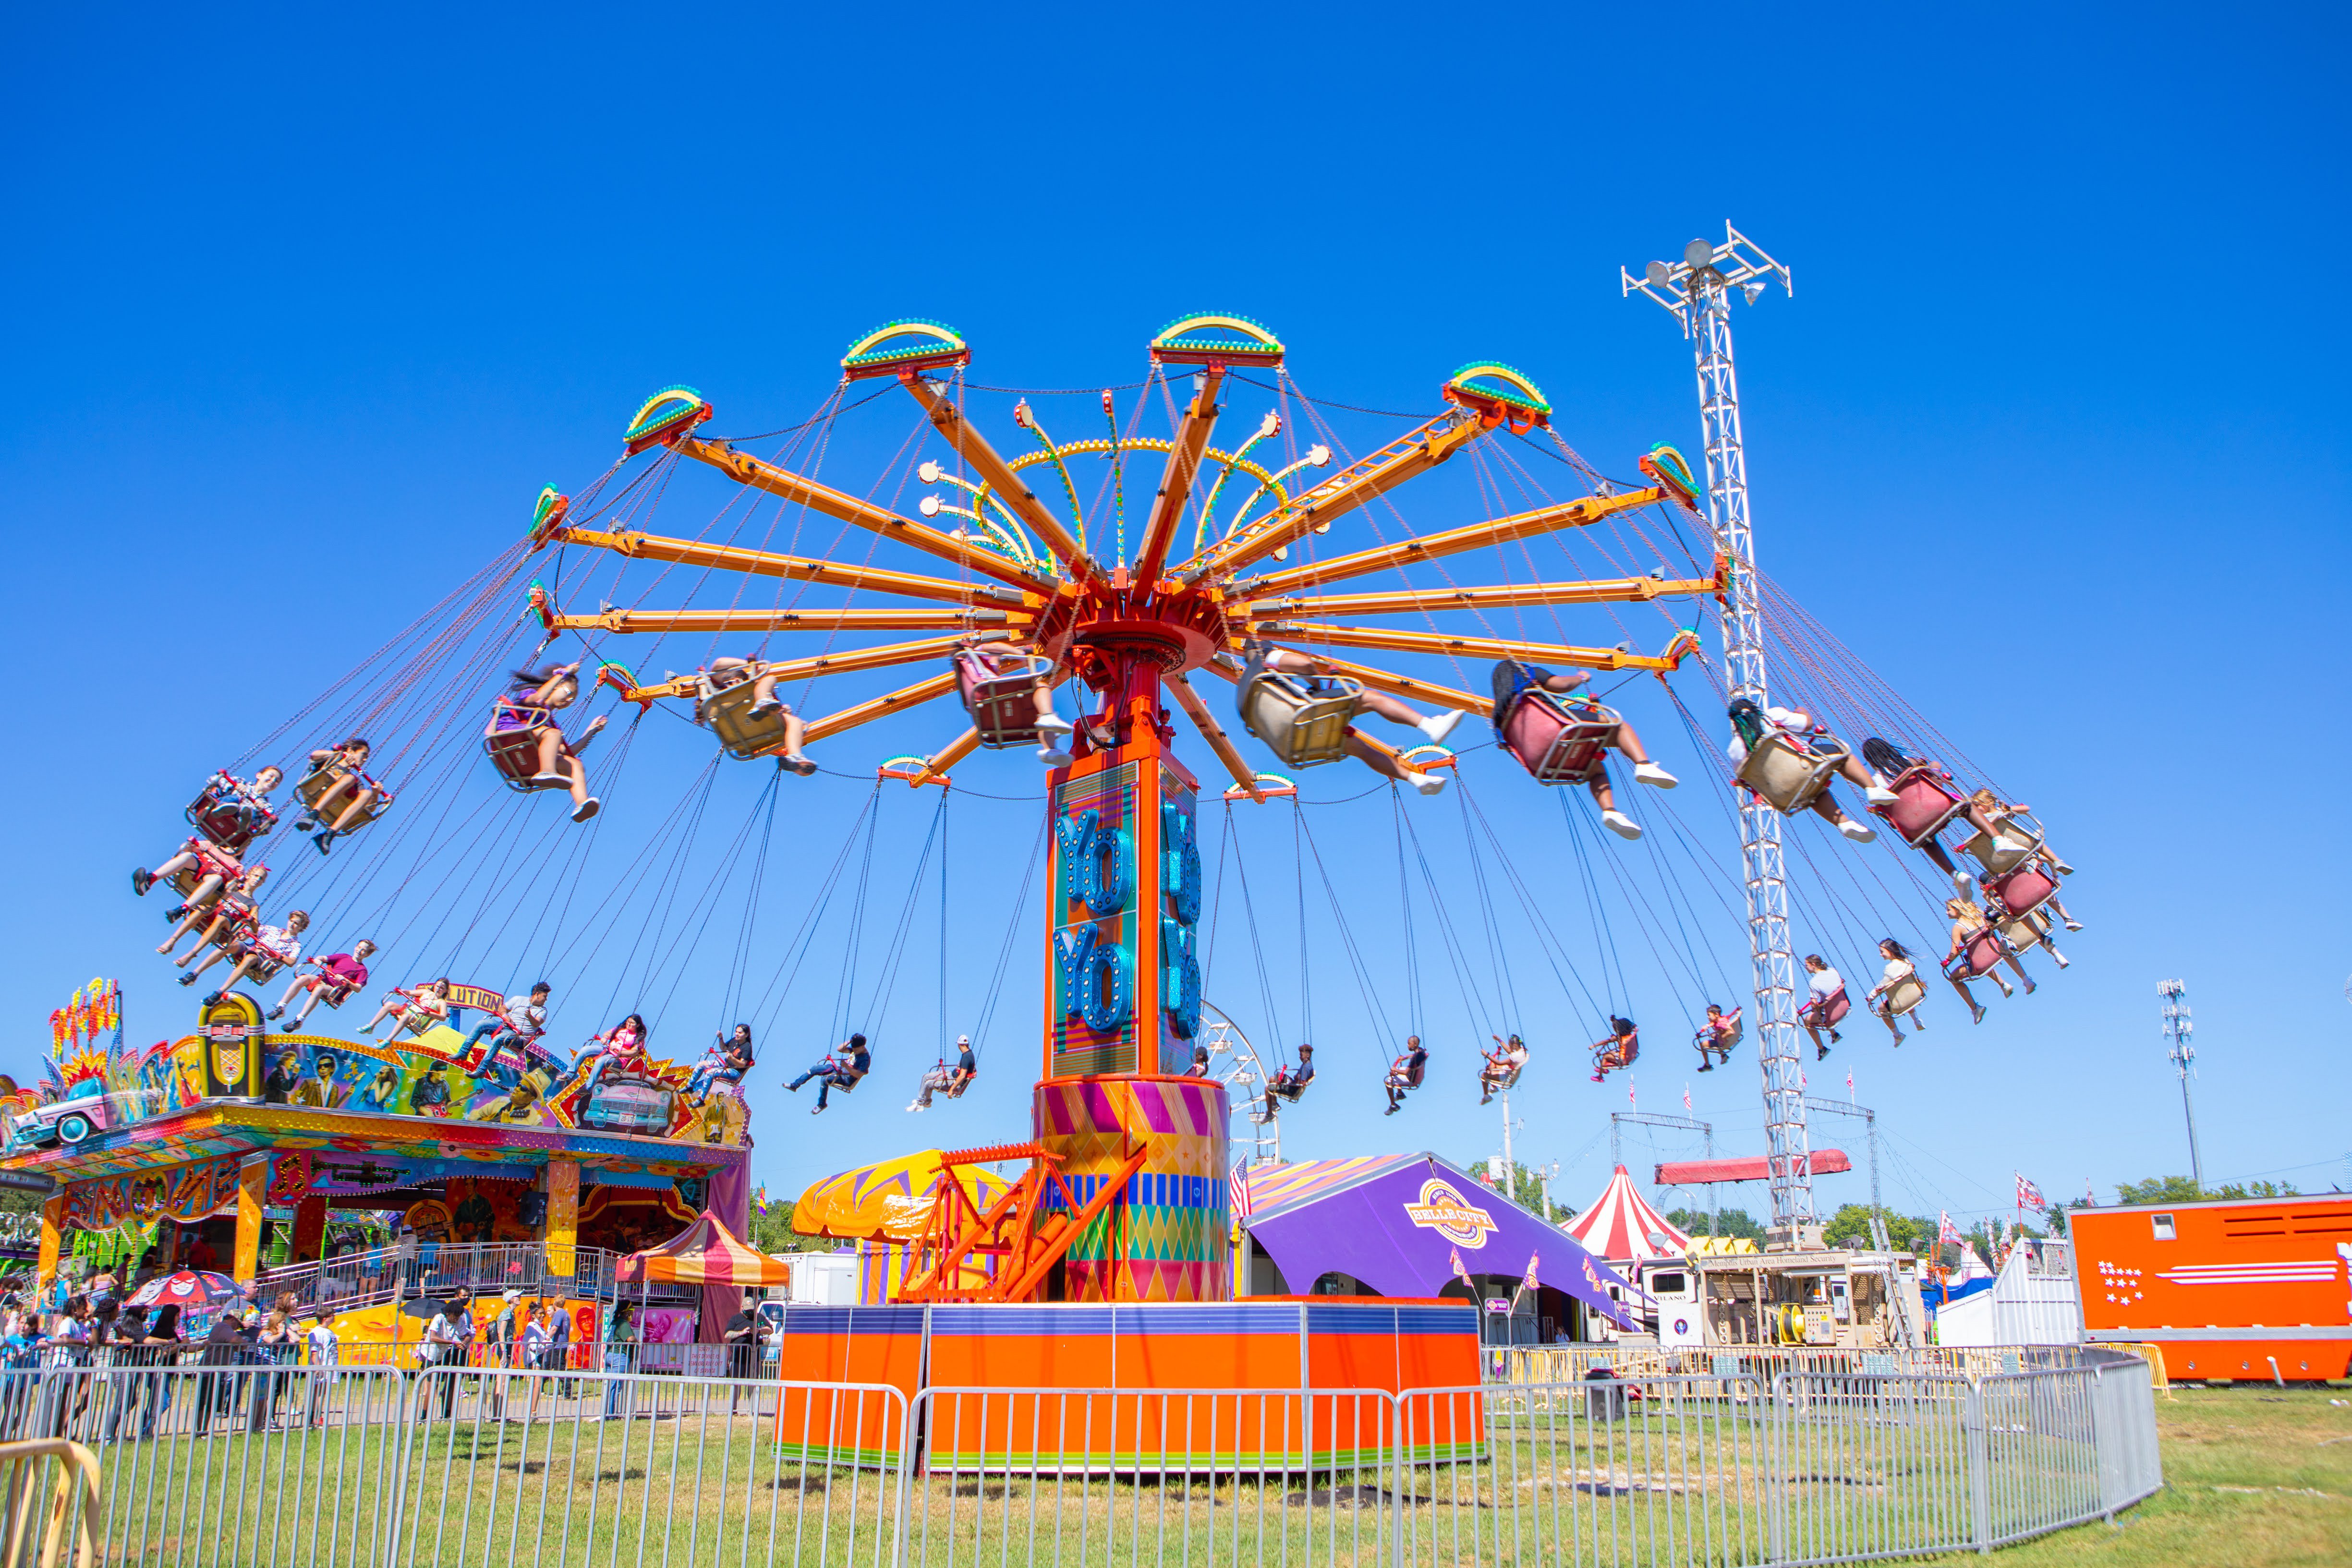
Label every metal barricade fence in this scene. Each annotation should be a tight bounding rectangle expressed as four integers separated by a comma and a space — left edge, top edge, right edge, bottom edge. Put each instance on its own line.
1403, 1373, 1770, 1568
0, 1438, 101, 1568
0, 1355, 2160, 1565
905, 1385, 1401, 1568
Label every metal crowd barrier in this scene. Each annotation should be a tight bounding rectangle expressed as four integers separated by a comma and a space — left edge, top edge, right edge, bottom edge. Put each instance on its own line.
0, 1351, 2162, 1566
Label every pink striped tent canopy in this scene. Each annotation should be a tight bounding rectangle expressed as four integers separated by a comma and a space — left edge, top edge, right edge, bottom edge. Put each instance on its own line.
1562, 1164, 1692, 1265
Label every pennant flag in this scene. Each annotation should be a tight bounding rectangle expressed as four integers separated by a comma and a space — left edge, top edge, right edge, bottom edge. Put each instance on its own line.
1937, 1210, 1962, 1246
1450, 1246, 1475, 1290
1522, 1251, 1540, 1294
1627, 1080, 1637, 1110
751, 1184, 770, 1216
2015, 1173, 2047, 1212
1845, 1070, 1855, 1098
2084, 1178, 2096, 1206
1682, 1083, 1692, 1111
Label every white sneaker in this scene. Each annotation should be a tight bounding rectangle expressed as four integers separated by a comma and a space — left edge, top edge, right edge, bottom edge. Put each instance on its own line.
1037, 746, 1076, 766
1035, 713, 1075, 736
1419, 710, 1466, 744
1409, 771, 1448, 796
1865, 785, 1900, 806
1633, 761, 1679, 790
1951, 868, 1978, 896
1990, 835, 2031, 857
1601, 810, 1643, 841
1837, 819, 1876, 844
571, 797, 601, 824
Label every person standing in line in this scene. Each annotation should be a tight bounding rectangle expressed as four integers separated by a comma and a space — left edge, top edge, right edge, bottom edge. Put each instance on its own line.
303, 1310, 339, 1429
601, 1303, 639, 1421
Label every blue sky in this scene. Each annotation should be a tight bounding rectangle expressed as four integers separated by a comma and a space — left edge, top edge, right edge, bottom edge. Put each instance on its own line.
5, 4, 2345, 1231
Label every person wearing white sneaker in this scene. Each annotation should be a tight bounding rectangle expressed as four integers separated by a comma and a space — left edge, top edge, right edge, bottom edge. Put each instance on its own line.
491, 663, 610, 822
1859, 739, 2042, 887
1865, 939, 1927, 1044
1489, 662, 1677, 784
962, 639, 1077, 764
1489, 661, 1670, 838
1726, 699, 1881, 845
1250, 644, 1467, 792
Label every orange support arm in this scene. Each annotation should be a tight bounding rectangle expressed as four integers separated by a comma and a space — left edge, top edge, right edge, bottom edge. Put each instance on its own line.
803, 671, 959, 745
1181, 414, 1487, 580
674, 435, 1057, 597
1134, 366, 1223, 585
1163, 672, 1264, 802
1235, 485, 1672, 599
603, 633, 998, 705
897, 376, 1094, 578
551, 524, 1031, 610
1246, 562, 1723, 620
548, 605, 1030, 636
1197, 647, 1488, 718
903, 727, 982, 788
1260, 623, 1702, 676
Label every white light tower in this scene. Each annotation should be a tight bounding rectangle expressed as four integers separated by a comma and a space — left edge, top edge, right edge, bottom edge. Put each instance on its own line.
1623, 226, 1811, 1233
2158, 979, 2202, 1192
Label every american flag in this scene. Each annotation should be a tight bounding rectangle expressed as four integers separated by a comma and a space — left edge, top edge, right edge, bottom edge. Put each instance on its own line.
1938, 1210, 1962, 1246
1682, 1083, 1692, 1111
1230, 1159, 1255, 1222
2015, 1173, 2047, 1212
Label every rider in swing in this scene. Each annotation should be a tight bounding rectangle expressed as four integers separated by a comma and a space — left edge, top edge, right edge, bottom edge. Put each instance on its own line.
1589, 1017, 1639, 1083
786, 1033, 871, 1115
1479, 1034, 1528, 1104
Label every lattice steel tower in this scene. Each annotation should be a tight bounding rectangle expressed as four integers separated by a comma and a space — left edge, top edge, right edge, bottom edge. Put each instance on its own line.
1623, 227, 1812, 1230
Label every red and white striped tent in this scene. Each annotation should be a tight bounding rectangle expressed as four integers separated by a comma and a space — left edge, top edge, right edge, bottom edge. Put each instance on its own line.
1563, 1165, 1692, 1265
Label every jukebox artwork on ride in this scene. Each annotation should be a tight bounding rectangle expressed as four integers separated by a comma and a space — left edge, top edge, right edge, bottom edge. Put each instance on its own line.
13, 309, 2079, 1313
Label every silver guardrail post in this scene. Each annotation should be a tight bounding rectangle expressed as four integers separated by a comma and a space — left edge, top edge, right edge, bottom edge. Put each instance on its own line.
1963, 1377, 1992, 1553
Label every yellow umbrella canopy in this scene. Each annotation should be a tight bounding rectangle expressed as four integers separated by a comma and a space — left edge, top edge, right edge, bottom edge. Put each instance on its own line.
793, 1150, 1010, 1243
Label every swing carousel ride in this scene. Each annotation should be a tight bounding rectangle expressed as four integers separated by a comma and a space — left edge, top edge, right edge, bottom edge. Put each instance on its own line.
9, 313, 2080, 1355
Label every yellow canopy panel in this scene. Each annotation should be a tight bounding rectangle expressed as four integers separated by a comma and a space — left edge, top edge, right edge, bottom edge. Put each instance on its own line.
794, 1149, 1011, 1243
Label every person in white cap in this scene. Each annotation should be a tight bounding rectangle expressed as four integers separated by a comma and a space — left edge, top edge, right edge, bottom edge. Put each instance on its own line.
909, 1036, 978, 1111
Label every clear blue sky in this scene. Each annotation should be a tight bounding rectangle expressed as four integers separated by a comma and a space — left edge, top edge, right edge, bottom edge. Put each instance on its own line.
6, 4, 2345, 1232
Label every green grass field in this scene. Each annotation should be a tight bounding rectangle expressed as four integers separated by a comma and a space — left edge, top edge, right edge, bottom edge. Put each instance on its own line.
1919, 1384, 2352, 1568
73, 1377, 2348, 1565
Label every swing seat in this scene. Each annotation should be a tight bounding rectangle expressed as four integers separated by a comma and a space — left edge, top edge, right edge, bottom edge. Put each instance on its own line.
1943, 926, 2010, 980
1997, 911, 2052, 955
1872, 976, 1928, 1019
1735, 731, 1847, 815
1873, 765, 1970, 848
696, 669, 794, 761
1983, 862, 2057, 920
1799, 987, 1851, 1030
1961, 813, 2045, 876
1501, 690, 1617, 784
185, 782, 274, 853
958, 652, 1055, 748
1696, 1013, 1744, 1052
483, 705, 570, 792
296, 761, 392, 832
1236, 667, 1359, 768
1485, 1063, 1525, 1092
942, 1068, 975, 1101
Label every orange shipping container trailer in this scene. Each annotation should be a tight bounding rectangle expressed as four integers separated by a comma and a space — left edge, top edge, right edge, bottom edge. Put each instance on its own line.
2067, 1193, 2352, 1381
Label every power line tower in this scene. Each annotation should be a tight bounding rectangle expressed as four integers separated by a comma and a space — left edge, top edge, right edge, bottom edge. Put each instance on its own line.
2157, 979, 2202, 1192
1623, 225, 1810, 1233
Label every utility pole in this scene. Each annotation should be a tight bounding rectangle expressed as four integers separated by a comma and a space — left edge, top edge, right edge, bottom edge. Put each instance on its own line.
1500, 1082, 1519, 1203
1624, 225, 1807, 1233
1539, 1159, 1560, 1225
2158, 980, 2202, 1192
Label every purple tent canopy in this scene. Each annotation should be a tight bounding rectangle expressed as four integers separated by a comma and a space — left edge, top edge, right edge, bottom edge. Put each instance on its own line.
1242, 1154, 1639, 1328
